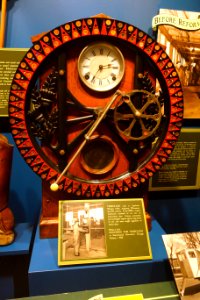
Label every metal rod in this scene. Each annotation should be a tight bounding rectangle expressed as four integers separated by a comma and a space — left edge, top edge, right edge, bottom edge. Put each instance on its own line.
50, 90, 122, 191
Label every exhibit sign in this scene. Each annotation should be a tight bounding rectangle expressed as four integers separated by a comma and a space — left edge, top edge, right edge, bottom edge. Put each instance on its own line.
88, 294, 143, 300
58, 198, 152, 266
0, 48, 28, 117
149, 128, 200, 191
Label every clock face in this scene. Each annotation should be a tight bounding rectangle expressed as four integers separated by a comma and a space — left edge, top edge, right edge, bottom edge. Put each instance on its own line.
78, 42, 125, 92
9, 16, 183, 198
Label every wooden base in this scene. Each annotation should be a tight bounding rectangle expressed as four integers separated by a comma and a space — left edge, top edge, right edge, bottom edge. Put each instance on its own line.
40, 181, 66, 238
40, 216, 59, 238
40, 181, 152, 238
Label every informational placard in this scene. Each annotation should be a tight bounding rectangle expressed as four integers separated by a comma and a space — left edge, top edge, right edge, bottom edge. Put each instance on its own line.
149, 128, 200, 191
58, 198, 152, 266
88, 294, 143, 300
0, 48, 28, 117
106, 296, 143, 300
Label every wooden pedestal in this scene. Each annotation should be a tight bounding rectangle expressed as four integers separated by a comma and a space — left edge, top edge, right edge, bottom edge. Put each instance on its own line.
40, 181, 151, 238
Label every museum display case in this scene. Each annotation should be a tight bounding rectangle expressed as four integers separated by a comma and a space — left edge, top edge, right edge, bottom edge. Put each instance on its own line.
0, 0, 199, 299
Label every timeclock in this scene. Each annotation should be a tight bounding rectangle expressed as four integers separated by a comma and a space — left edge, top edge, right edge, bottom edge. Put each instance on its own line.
9, 15, 183, 237
78, 41, 125, 92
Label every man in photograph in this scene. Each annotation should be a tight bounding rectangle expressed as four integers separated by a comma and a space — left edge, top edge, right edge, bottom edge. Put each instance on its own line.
73, 203, 91, 256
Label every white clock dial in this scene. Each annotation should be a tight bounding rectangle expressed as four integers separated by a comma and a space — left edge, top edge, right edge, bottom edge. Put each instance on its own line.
78, 42, 125, 92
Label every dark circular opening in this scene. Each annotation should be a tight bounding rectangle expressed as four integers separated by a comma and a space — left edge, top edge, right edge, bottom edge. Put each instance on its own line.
81, 139, 115, 173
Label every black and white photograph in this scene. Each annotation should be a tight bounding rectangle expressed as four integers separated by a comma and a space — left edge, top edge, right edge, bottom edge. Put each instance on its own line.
162, 232, 200, 299
156, 9, 200, 119
59, 201, 107, 264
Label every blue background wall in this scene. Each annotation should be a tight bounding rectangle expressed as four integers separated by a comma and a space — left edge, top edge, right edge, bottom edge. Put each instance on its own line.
2, 0, 200, 231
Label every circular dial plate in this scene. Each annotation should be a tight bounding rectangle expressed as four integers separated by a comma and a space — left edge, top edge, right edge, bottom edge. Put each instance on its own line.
78, 42, 125, 92
9, 17, 184, 198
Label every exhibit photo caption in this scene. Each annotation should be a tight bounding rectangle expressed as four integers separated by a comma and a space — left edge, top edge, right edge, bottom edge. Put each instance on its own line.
58, 198, 152, 266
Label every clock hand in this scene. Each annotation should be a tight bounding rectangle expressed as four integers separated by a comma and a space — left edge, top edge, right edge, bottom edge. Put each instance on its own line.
50, 90, 123, 191
94, 64, 114, 75
97, 64, 114, 71
101, 64, 113, 69
90, 65, 102, 82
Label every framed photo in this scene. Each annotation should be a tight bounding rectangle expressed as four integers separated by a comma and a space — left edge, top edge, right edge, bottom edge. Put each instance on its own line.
58, 198, 152, 266
162, 232, 200, 298
153, 9, 200, 119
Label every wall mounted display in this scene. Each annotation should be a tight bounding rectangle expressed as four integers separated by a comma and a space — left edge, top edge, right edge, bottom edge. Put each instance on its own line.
58, 198, 151, 266
0, 48, 28, 116
149, 128, 200, 191
153, 9, 200, 119
8, 14, 183, 237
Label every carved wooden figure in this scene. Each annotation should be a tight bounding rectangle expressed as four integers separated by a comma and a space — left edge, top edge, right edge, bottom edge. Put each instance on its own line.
0, 134, 15, 245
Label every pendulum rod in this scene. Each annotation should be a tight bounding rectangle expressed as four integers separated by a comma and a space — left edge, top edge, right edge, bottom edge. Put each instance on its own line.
50, 90, 123, 191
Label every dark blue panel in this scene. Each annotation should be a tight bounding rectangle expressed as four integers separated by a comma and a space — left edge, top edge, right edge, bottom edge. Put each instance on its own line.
28, 220, 172, 296
0, 223, 33, 299
0, 223, 33, 256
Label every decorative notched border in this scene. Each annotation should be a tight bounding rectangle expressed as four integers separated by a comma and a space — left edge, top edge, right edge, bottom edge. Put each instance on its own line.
9, 17, 183, 197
